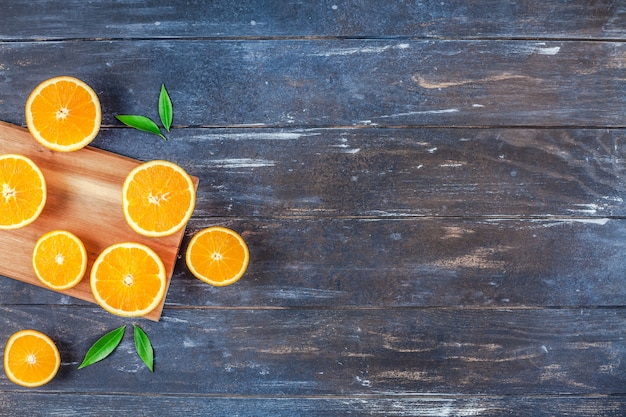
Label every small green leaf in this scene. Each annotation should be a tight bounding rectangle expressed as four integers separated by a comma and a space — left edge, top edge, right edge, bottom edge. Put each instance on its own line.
116, 114, 166, 140
158, 84, 173, 132
78, 325, 126, 369
133, 325, 154, 372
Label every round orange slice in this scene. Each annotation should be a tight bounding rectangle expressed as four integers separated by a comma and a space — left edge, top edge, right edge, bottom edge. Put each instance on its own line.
90, 242, 167, 317
4, 329, 61, 388
122, 160, 196, 237
185, 226, 250, 286
25, 75, 102, 152
0, 154, 47, 229
32, 230, 87, 290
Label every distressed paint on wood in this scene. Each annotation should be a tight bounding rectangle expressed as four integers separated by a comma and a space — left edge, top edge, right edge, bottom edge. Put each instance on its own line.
0, 216, 625, 308
88, 127, 626, 218
2, 393, 626, 417
0, 306, 624, 396
1, 0, 624, 40
0, 40, 624, 128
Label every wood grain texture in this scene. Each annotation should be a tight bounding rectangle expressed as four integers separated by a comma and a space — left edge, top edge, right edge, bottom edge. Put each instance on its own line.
2, 394, 626, 417
1, 0, 624, 40
170, 217, 626, 308
0, 306, 624, 396
0, 40, 624, 128
0, 121, 197, 321
88, 127, 626, 218
1, 216, 625, 308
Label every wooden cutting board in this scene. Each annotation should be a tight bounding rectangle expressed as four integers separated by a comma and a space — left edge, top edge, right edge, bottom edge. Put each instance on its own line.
0, 120, 197, 321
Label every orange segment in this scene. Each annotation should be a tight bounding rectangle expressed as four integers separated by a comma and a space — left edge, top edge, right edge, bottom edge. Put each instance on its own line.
0, 154, 46, 229
90, 242, 167, 317
32, 230, 87, 290
185, 226, 249, 286
122, 160, 196, 237
25, 76, 102, 152
4, 329, 61, 388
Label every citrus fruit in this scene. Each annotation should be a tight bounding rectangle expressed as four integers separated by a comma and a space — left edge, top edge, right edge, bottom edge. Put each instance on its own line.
4, 329, 61, 388
0, 154, 47, 229
185, 226, 249, 286
25, 75, 102, 152
90, 242, 167, 317
122, 160, 196, 237
32, 230, 87, 290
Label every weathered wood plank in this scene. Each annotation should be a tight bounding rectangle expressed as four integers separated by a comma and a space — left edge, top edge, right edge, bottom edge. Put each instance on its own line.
0, 306, 625, 395
1, 217, 625, 308
90, 127, 626, 218
0, 40, 624, 128
175, 217, 626, 308
3, 393, 626, 417
1, 0, 624, 40
171, 217, 626, 308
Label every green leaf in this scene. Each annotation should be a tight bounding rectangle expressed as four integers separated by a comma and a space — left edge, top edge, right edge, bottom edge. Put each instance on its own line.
158, 84, 173, 132
116, 114, 166, 140
78, 325, 126, 369
133, 325, 154, 372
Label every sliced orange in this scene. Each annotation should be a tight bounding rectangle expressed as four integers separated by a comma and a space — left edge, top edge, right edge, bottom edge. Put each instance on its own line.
122, 160, 196, 237
186, 226, 249, 286
4, 329, 60, 388
0, 154, 46, 229
25, 75, 102, 152
32, 230, 87, 290
90, 242, 167, 317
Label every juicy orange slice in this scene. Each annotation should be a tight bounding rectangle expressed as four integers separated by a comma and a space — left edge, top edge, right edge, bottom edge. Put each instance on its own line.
4, 329, 61, 388
32, 230, 87, 290
25, 76, 102, 152
90, 242, 167, 317
122, 160, 196, 237
186, 226, 249, 286
0, 154, 46, 229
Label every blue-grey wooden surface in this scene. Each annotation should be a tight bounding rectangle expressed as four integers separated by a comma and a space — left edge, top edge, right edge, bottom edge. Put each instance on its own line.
1, 1, 626, 416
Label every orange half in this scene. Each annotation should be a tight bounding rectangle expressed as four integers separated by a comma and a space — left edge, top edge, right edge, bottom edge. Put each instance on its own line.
25, 76, 101, 152
0, 154, 46, 229
90, 242, 167, 317
186, 226, 250, 286
32, 230, 88, 290
122, 160, 196, 237
4, 329, 61, 388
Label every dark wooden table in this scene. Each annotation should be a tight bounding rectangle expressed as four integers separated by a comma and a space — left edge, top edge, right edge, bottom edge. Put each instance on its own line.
1, 1, 625, 415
